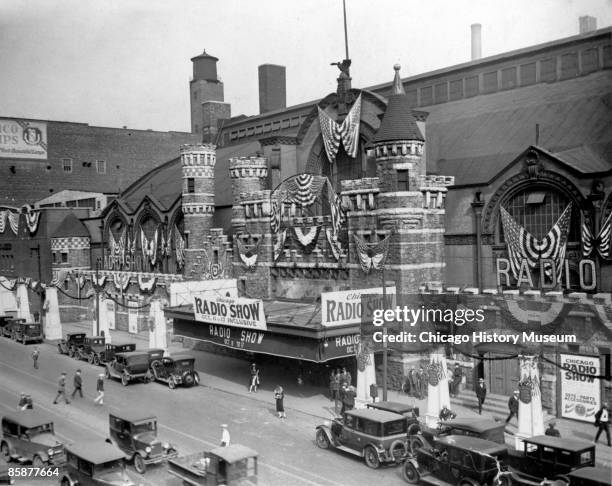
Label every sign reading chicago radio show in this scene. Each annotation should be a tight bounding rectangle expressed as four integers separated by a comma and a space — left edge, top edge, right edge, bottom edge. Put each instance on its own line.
193, 294, 267, 331
559, 353, 601, 423
321, 287, 396, 327
0, 119, 47, 159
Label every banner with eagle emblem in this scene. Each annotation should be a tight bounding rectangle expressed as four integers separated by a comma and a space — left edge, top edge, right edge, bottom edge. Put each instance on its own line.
353, 233, 392, 273
317, 94, 362, 163
235, 234, 262, 270
582, 210, 612, 259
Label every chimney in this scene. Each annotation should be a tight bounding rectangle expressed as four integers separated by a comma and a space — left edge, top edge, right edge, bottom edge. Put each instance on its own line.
579, 16, 597, 34
258, 64, 286, 114
471, 23, 482, 61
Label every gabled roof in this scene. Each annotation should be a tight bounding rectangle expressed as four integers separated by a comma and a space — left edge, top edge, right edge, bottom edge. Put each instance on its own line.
52, 213, 90, 238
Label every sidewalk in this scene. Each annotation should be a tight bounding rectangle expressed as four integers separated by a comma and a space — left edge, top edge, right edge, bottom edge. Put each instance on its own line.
58, 321, 612, 467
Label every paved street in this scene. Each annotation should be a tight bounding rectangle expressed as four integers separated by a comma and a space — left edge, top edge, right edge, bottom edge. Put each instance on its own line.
0, 336, 406, 486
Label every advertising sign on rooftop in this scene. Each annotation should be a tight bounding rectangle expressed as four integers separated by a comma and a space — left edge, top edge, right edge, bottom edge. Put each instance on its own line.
0, 119, 47, 160
193, 295, 267, 330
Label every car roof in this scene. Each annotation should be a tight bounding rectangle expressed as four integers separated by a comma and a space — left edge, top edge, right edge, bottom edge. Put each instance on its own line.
443, 418, 504, 433
366, 401, 416, 414
147, 348, 165, 353
435, 435, 508, 455
108, 342, 135, 347
65, 441, 127, 464
109, 410, 157, 423
115, 351, 150, 358
2, 411, 53, 428
345, 408, 406, 423
567, 466, 612, 483
210, 444, 258, 463
67, 332, 85, 336
168, 353, 195, 361
87, 335, 105, 340
524, 435, 594, 452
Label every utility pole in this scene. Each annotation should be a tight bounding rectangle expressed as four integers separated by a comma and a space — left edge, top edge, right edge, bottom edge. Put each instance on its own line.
382, 265, 388, 401
95, 259, 100, 336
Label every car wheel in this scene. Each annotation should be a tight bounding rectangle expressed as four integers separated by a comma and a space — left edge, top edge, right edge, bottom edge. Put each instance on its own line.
93, 354, 100, 366
88, 354, 94, 364
105, 368, 111, 379
389, 439, 407, 462
408, 436, 424, 454
363, 446, 380, 469
32, 455, 46, 468
168, 377, 176, 389
183, 373, 195, 387
193, 372, 200, 385
121, 373, 129, 386
315, 429, 330, 449
133, 453, 146, 474
408, 423, 420, 436
402, 461, 420, 484
1, 442, 10, 459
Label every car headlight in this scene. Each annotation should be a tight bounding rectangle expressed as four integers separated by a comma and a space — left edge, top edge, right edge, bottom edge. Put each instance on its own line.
47, 448, 54, 455
162, 442, 170, 449
145, 446, 151, 454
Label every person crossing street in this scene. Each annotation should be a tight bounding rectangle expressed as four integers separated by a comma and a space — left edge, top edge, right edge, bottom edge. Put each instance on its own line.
53, 372, 70, 404
94, 373, 105, 405
31, 346, 39, 369
71, 369, 83, 399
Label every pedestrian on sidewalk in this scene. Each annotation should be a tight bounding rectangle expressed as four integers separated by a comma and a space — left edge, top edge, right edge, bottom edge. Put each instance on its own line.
475, 378, 486, 415
506, 390, 519, 424
31, 346, 39, 370
342, 386, 356, 414
594, 402, 611, 446
249, 363, 260, 393
94, 373, 105, 405
53, 372, 70, 404
545, 422, 561, 437
274, 385, 286, 419
370, 383, 378, 403
220, 424, 230, 447
451, 364, 463, 397
18, 393, 33, 410
71, 369, 83, 399
329, 369, 339, 401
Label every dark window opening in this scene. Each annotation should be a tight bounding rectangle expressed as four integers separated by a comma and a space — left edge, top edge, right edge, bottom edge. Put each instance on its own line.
397, 170, 409, 191
187, 178, 195, 193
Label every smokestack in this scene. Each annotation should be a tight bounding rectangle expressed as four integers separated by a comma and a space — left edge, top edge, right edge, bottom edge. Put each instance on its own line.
579, 16, 597, 34
258, 64, 287, 114
471, 23, 482, 61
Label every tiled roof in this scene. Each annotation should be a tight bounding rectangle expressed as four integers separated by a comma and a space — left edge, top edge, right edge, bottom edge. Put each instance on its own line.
52, 213, 90, 238
372, 94, 424, 143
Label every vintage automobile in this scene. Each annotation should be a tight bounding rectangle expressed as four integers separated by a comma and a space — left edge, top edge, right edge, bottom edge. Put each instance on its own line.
12, 321, 43, 344
566, 467, 612, 486
366, 401, 421, 435
105, 351, 153, 386
168, 444, 258, 486
0, 456, 13, 485
316, 408, 408, 469
504, 435, 596, 482
150, 354, 200, 389
409, 417, 506, 453
57, 332, 87, 357
146, 348, 165, 366
75, 336, 106, 365
107, 411, 177, 474
59, 440, 138, 486
0, 411, 66, 467
1, 319, 25, 339
402, 435, 507, 486
98, 342, 137, 364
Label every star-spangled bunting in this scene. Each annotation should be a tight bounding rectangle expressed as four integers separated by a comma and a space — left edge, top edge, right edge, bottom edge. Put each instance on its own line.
582, 210, 612, 259
317, 93, 362, 163
353, 233, 392, 273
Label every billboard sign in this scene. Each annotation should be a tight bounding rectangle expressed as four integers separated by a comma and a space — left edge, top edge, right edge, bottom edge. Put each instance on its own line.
0, 119, 47, 159
559, 353, 601, 423
321, 287, 396, 327
193, 295, 266, 330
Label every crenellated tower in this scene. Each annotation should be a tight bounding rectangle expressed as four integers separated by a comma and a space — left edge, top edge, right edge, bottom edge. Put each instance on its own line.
181, 144, 217, 278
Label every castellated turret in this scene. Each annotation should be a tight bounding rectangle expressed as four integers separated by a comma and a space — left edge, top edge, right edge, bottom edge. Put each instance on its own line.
181, 144, 216, 278
229, 156, 272, 298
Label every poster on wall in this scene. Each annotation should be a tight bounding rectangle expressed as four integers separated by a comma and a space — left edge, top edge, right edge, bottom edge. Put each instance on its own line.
128, 301, 138, 334
106, 300, 116, 330
0, 119, 47, 159
321, 287, 396, 327
559, 353, 601, 423
193, 295, 267, 330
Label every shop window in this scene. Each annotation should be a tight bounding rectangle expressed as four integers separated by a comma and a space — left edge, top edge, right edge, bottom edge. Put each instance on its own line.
397, 170, 409, 191
96, 160, 106, 174
62, 158, 73, 173
187, 178, 195, 193
61, 252, 68, 263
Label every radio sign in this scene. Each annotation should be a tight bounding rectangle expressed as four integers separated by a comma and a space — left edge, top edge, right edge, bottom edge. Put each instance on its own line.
0, 119, 47, 160
559, 353, 601, 423
321, 287, 396, 327
193, 295, 267, 330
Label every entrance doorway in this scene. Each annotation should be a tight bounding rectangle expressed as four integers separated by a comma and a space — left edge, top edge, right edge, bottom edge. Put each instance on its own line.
487, 355, 519, 395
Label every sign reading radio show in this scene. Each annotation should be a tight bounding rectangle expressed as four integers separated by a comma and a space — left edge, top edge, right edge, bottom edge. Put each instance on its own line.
559, 353, 601, 423
322, 287, 396, 327
0, 119, 47, 160
193, 295, 267, 331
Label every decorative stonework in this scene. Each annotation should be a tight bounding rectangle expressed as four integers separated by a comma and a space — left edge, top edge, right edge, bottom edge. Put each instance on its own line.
51, 237, 90, 250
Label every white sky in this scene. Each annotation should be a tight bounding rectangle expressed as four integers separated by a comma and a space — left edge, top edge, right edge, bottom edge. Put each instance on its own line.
1, 0, 611, 132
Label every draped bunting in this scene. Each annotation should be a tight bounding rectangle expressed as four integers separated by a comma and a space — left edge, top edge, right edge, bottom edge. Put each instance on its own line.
582, 210, 612, 259
0, 211, 5, 233
282, 174, 327, 207
113, 272, 131, 292
160, 229, 172, 257
234, 235, 262, 270
140, 226, 159, 266
127, 232, 136, 256
174, 226, 185, 269
109, 228, 126, 260
353, 233, 392, 273
327, 180, 345, 238
273, 229, 287, 261
138, 274, 157, 293
317, 93, 362, 163
7, 211, 19, 235
293, 226, 321, 254
22, 205, 40, 234
326, 228, 342, 260
91, 274, 106, 289
500, 205, 572, 281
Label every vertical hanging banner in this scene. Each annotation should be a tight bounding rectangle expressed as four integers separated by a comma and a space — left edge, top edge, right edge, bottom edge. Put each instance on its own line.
559, 353, 601, 423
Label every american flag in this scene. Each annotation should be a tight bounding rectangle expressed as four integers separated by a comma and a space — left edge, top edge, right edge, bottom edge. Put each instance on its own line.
582, 210, 612, 259
317, 94, 362, 162
500, 204, 572, 282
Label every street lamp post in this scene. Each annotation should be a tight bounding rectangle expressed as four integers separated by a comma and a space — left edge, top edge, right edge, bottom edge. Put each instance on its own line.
382, 265, 388, 402
95, 259, 100, 336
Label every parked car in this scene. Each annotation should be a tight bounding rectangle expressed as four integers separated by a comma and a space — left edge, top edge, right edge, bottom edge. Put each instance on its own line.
366, 401, 420, 435
57, 332, 86, 357
98, 342, 136, 364
59, 440, 138, 486
12, 321, 43, 344
1, 319, 25, 339
0, 456, 13, 485
0, 411, 66, 467
315, 408, 408, 469
0, 315, 17, 339
566, 467, 612, 486
105, 351, 153, 386
402, 435, 507, 486
75, 336, 106, 365
146, 348, 165, 366
107, 411, 177, 474
168, 444, 258, 486
150, 354, 200, 389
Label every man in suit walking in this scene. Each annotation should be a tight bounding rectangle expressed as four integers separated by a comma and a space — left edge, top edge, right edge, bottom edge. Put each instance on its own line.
475, 378, 486, 415
53, 372, 70, 404
71, 369, 83, 399
594, 402, 611, 446
506, 390, 520, 424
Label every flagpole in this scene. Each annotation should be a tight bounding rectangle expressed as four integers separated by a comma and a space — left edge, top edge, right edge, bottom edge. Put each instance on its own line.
342, 0, 349, 61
